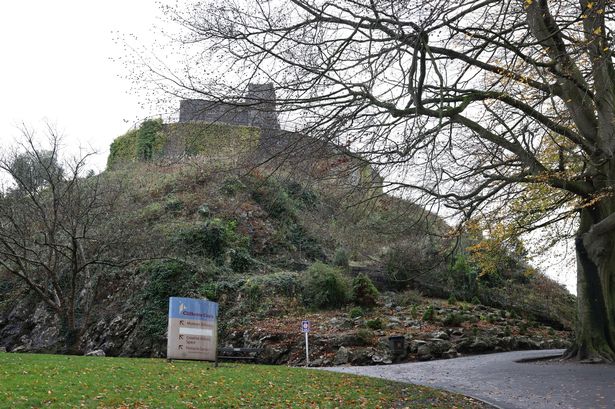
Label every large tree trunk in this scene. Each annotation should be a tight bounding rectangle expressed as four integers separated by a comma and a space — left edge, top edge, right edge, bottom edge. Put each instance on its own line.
566, 206, 615, 362
60, 312, 82, 355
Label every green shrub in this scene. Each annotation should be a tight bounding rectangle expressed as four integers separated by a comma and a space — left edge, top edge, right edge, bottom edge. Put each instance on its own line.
395, 290, 422, 306
447, 294, 458, 305
221, 177, 245, 196
422, 305, 435, 322
301, 262, 349, 309
175, 218, 247, 260
442, 313, 464, 327
410, 304, 419, 319
244, 272, 302, 299
355, 328, 374, 345
349, 306, 364, 319
284, 180, 319, 208
351, 273, 379, 307
333, 247, 350, 269
471, 296, 481, 305
366, 318, 383, 330
164, 196, 183, 212
137, 119, 164, 161
251, 180, 296, 221
140, 260, 196, 337
229, 248, 255, 273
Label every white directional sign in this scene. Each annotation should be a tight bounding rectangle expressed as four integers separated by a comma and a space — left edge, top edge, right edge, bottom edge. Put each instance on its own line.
167, 297, 218, 361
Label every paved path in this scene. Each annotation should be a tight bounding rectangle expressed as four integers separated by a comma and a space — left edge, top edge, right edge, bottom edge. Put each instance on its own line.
322, 350, 615, 409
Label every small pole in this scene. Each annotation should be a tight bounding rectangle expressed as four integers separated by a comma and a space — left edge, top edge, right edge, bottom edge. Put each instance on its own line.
305, 331, 309, 367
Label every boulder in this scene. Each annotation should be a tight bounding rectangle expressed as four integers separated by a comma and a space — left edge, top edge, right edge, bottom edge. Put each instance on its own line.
430, 331, 450, 340
417, 344, 433, 361
0, 347, 6, 353
85, 349, 106, 357
442, 347, 459, 359
334, 346, 350, 365
409, 339, 427, 353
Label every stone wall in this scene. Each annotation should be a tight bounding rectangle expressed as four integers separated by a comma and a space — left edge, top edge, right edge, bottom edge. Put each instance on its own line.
179, 83, 280, 139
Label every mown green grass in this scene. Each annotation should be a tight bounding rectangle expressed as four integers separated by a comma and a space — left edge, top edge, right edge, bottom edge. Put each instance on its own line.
0, 353, 483, 408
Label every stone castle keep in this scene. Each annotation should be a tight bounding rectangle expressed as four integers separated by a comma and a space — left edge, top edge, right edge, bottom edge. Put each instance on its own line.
177, 83, 383, 190
179, 83, 281, 139
109, 83, 383, 191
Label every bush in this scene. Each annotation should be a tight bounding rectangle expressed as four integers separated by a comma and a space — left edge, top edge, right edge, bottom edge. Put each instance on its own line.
447, 294, 458, 305
366, 318, 383, 330
422, 305, 435, 322
244, 272, 302, 298
333, 247, 350, 269
229, 248, 255, 273
140, 260, 196, 337
384, 236, 446, 290
351, 273, 379, 307
394, 290, 423, 306
355, 329, 375, 345
442, 313, 464, 327
221, 176, 246, 196
175, 218, 248, 260
301, 262, 349, 309
349, 306, 364, 319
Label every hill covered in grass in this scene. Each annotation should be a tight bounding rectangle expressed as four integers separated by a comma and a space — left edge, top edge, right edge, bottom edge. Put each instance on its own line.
0, 121, 575, 363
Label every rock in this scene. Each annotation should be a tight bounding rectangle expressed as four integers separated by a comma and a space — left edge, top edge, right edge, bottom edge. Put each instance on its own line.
442, 347, 459, 359
431, 331, 450, 340
371, 354, 384, 363
417, 344, 433, 361
451, 328, 464, 337
334, 346, 350, 365
469, 338, 493, 353
409, 339, 427, 353
423, 339, 453, 357
395, 306, 402, 312
309, 358, 324, 367
0, 347, 6, 353
517, 337, 541, 350
85, 349, 106, 357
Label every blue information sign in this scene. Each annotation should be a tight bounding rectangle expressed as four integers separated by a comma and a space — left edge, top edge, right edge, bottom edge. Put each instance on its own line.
301, 320, 310, 333
167, 297, 219, 361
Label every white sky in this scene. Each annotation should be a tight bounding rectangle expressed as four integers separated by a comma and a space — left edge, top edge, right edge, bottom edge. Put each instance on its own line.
0, 1, 577, 294
0, 1, 167, 171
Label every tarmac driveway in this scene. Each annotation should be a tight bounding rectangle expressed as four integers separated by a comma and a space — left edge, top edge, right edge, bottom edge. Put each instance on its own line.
322, 350, 615, 409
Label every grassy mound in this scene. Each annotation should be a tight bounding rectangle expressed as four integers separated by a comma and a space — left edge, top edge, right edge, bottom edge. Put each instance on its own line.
0, 353, 487, 408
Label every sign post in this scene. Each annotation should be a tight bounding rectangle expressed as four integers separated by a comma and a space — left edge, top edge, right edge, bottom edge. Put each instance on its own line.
167, 297, 219, 362
301, 320, 310, 366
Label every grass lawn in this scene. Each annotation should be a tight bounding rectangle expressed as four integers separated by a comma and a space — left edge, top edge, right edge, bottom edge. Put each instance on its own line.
0, 353, 485, 408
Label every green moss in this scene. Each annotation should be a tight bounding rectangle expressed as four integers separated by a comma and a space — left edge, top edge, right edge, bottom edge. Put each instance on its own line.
165, 122, 260, 158
107, 121, 257, 169
107, 119, 166, 168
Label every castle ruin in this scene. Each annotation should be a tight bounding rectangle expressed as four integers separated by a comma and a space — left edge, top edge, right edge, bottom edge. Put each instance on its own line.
179, 83, 280, 140
177, 83, 383, 191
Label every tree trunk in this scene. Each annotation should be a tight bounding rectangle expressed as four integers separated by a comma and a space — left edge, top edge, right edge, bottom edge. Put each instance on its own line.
60, 312, 82, 355
566, 206, 615, 362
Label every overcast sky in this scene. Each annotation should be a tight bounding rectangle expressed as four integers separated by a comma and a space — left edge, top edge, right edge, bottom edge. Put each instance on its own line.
0, 1, 169, 171
0, 1, 577, 294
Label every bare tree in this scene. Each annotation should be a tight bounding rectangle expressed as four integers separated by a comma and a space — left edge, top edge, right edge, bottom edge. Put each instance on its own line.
0, 128, 125, 353
133, 0, 615, 362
